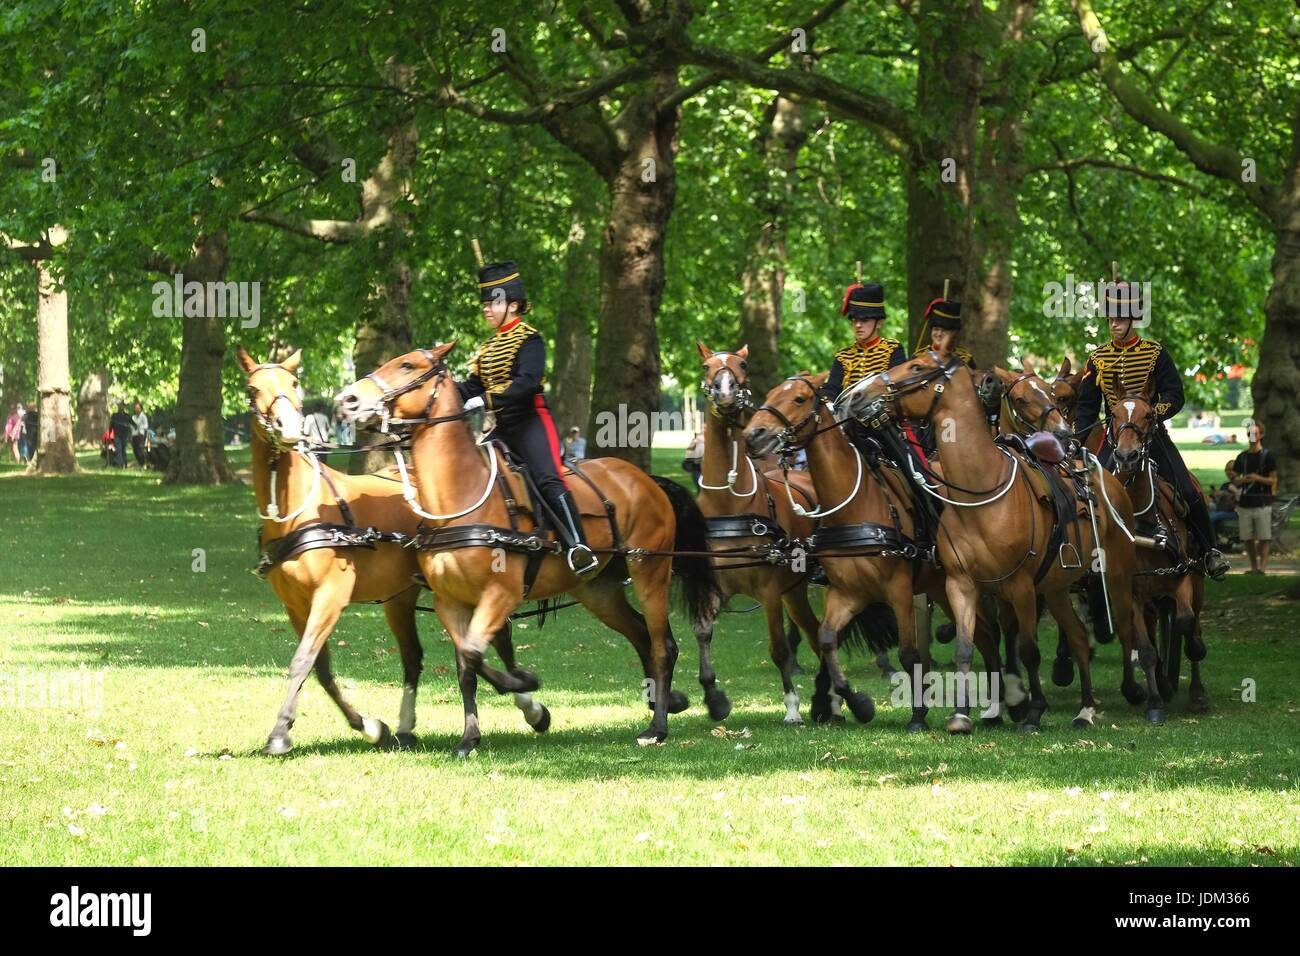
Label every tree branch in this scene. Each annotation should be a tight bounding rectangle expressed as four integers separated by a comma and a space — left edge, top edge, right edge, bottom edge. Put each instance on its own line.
1070, 0, 1278, 219
1025, 155, 1208, 194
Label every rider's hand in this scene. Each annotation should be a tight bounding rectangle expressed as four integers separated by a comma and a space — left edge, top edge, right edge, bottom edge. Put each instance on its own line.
463, 396, 485, 412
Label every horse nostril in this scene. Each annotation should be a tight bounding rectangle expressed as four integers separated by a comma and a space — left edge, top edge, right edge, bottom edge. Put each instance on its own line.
339, 392, 357, 408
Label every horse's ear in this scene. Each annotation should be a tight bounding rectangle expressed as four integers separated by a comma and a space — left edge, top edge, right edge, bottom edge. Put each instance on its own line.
235, 345, 257, 374
431, 341, 456, 362
993, 366, 1016, 385
696, 342, 712, 360
281, 349, 303, 374
1058, 356, 1072, 379
1021, 356, 1034, 376
809, 372, 829, 387
737, 344, 749, 359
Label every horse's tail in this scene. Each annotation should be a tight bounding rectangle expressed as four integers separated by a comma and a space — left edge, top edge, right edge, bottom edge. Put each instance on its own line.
650, 475, 722, 631
837, 602, 899, 655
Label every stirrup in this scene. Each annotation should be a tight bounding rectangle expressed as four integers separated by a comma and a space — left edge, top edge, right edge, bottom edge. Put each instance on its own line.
566, 544, 600, 575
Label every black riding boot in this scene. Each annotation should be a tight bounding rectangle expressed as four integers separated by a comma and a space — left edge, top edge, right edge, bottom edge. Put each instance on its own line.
549, 490, 599, 574
1185, 496, 1229, 581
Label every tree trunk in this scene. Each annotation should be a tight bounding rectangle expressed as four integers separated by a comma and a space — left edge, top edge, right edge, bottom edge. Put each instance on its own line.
75, 366, 113, 447
1253, 209, 1300, 490
165, 231, 235, 485
550, 195, 598, 442
739, 95, 806, 395
30, 225, 77, 475
904, 0, 984, 353
587, 81, 679, 471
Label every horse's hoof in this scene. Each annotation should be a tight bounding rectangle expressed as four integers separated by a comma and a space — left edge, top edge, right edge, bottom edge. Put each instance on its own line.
935, 622, 956, 645
783, 714, 804, 727
667, 689, 689, 715
812, 710, 844, 725
705, 687, 732, 722
981, 714, 1004, 727
1188, 693, 1211, 714
809, 696, 830, 724
363, 717, 394, 749
394, 732, 419, 750
946, 713, 973, 735
1122, 682, 1147, 706
1019, 722, 1041, 735
1186, 635, 1207, 662
531, 705, 551, 734
1072, 716, 1094, 729
846, 692, 875, 724
1007, 699, 1030, 723
511, 668, 541, 692
1146, 708, 1167, 725
453, 738, 480, 758
1051, 656, 1075, 687
261, 735, 292, 756
791, 661, 806, 676
636, 729, 666, 747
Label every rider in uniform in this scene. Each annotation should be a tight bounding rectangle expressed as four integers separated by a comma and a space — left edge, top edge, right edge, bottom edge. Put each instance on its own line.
459, 261, 598, 573
821, 281, 906, 402
913, 296, 976, 369
1074, 279, 1229, 580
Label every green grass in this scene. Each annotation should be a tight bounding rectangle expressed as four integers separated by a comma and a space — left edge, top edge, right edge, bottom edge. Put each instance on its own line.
1, 460, 1298, 866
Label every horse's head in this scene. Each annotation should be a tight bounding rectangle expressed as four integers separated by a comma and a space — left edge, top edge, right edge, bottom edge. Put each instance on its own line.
1051, 357, 1082, 425
1108, 367, 1157, 474
697, 342, 753, 419
237, 345, 305, 448
836, 349, 959, 426
335, 343, 456, 429
743, 372, 828, 459
996, 358, 1072, 441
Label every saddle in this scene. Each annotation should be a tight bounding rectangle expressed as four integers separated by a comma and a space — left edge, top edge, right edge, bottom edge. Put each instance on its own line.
995, 432, 1086, 583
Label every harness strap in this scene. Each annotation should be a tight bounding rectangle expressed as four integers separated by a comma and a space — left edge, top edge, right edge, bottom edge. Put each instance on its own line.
256, 523, 404, 578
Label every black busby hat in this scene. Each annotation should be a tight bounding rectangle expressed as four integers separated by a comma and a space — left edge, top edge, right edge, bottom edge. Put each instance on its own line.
841, 282, 885, 320
478, 261, 529, 314
925, 297, 962, 331
1101, 280, 1142, 320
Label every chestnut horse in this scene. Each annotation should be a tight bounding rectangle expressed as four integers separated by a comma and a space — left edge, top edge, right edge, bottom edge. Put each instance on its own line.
1106, 375, 1210, 712
336, 343, 716, 754
842, 352, 1163, 730
743, 373, 989, 731
239, 346, 426, 755
695, 344, 822, 725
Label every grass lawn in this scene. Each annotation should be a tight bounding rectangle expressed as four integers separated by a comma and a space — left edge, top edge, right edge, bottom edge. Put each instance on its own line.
1, 453, 1298, 866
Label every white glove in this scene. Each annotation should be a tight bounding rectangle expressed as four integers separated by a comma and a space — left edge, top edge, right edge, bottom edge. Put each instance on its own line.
463, 396, 485, 412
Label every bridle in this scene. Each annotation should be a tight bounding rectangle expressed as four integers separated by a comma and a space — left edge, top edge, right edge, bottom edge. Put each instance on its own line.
870, 350, 962, 425
1106, 394, 1156, 474
246, 363, 321, 522
698, 357, 759, 496
1001, 371, 1063, 436
247, 364, 305, 452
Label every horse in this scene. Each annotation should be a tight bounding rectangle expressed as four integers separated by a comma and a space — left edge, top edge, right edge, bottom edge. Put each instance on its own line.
1106, 373, 1210, 713
1048, 357, 1083, 425
695, 344, 822, 725
335, 343, 717, 755
840, 351, 1165, 731
239, 346, 427, 756
743, 372, 995, 731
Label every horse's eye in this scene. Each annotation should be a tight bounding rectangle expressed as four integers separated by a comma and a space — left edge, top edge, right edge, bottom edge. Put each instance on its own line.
794, 395, 806, 405
739, 362, 748, 372
400, 361, 414, 371
246, 386, 257, 399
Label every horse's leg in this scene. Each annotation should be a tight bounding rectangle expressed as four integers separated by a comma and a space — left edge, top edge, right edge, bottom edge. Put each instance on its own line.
490, 619, 552, 735
1050, 595, 1075, 687
757, 582, 798, 725
943, 574, 981, 734
1119, 598, 1148, 706
1045, 589, 1098, 729
263, 585, 349, 755
435, 598, 482, 758
384, 588, 423, 750
1186, 580, 1210, 712
1122, 579, 1166, 724
693, 577, 729, 722
971, 607, 1004, 727
313, 640, 394, 749
460, 587, 539, 696
815, 586, 875, 725
1010, 583, 1048, 732
996, 597, 1029, 722
627, 555, 681, 745
781, 584, 822, 725
887, 574, 926, 732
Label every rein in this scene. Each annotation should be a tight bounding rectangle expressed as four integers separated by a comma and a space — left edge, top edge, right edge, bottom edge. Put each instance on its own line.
755, 375, 863, 519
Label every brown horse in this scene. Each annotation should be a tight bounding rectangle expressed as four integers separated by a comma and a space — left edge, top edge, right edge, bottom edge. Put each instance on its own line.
1049, 357, 1084, 424
1107, 376, 1210, 712
335, 343, 715, 755
239, 346, 427, 755
842, 352, 1164, 730
695, 344, 822, 724
743, 372, 977, 731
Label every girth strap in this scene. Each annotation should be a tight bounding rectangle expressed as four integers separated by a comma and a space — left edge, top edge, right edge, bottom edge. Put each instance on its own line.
807, 520, 914, 557
705, 513, 787, 541
256, 523, 405, 578
412, 523, 563, 558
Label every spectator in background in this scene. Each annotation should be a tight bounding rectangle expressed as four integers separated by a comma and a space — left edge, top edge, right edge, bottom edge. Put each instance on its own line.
131, 401, 149, 468
109, 402, 133, 468
1229, 421, 1278, 574
682, 430, 705, 489
565, 426, 587, 462
5, 404, 21, 463
21, 403, 37, 462
1208, 461, 1241, 544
